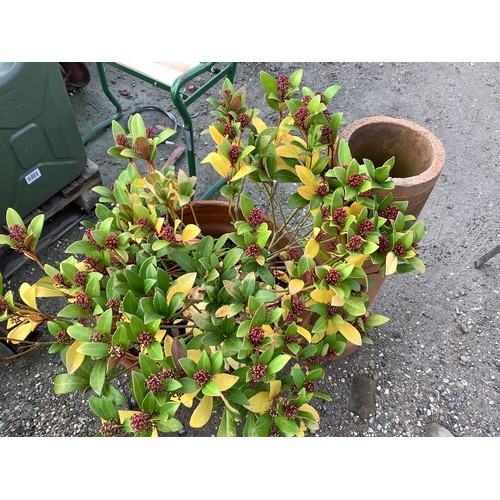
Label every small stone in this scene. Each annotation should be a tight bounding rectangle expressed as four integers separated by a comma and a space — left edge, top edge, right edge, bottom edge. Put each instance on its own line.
448, 400, 457, 410
424, 423, 454, 437
348, 375, 377, 420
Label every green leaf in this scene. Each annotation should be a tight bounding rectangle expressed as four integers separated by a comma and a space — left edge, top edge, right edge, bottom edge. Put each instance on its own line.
217, 408, 237, 437
139, 353, 160, 378
274, 169, 299, 183
364, 314, 390, 329
274, 416, 300, 436
53, 373, 89, 394
260, 71, 278, 94
407, 256, 426, 273
102, 383, 128, 406
343, 297, 367, 316
58, 304, 87, 319
251, 413, 272, 437
66, 324, 93, 341
201, 379, 221, 397
223, 248, 244, 271
178, 358, 197, 378
6, 207, 24, 228
147, 341, 164, 361
169, 249, 196, 273
96, 309, 113, 335
77, 342, 110, 358
131, 371, 146, 407
288, 69, 303, 88
90, 361, 107, 395
156, 418, 184, 433
287, 192, 309, 209
240, 192, 254, 219
267, 354, 291, 374
27, 213, 44, 248
142, 391, 158, 413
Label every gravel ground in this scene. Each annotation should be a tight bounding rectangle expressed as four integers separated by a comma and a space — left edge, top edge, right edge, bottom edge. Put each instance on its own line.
1, 62, 499, 447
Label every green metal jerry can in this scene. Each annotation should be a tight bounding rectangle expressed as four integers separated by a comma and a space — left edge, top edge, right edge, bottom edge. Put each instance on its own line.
0, 62, 87, 226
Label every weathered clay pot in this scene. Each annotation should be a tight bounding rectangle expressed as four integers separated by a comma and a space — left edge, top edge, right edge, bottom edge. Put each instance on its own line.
340, 116, 445, 219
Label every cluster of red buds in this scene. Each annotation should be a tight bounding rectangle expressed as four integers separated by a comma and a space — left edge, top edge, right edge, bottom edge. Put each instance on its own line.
325, 268, 341, 286
250, 363, 267, 382
100, 419, 126, 437
248, 325, 265, 346
137, 331, 155, 347
247, 207, 265, 227
8, 224, 28, 252
347, 235, 364, 252
130, 411, 155, 433
276, 74, 291, 100
193, 369, 212, 387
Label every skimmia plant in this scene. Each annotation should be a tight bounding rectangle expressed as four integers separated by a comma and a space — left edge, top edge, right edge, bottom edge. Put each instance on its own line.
0, 69, 425, 437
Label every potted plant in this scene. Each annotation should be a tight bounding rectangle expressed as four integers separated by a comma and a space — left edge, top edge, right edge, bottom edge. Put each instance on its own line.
0, 69, 427, 437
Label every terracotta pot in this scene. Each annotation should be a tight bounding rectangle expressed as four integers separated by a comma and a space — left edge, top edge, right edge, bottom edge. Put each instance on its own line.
179, 200, 294, 248
340, 116, 445, 219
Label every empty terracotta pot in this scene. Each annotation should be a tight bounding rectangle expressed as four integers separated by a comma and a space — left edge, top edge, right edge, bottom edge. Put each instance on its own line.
340, 116, 445, 219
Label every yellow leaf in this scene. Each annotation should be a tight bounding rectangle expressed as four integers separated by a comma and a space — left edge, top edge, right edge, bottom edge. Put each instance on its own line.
276, 143, 303, 160
20, 283, 37, 310
276, 156, 295, 172
296, 325, 311, 343
166, 272, 197, 303
300, 184, 316, 201
346, 201, 364, 217
118, 410, 137, 423
244, 391, 273, 413
252, 116, 267, 134
231, 163, 253, 182
7, 322, 34, 344
34, 285, 67, 297
347, 253, 369, 268
187, 349, 202, 363
311, 331, 325, 343
337, 321, 362, 346
299, 403, 320, 424
66, 340, 86, 375
385, 252, 398, 275
305, 238, 320, 259
190, 395, 213, 428
181, 224, 201, 243
215, 304, 229, 318
208, 125, 224, 145
295, 165, 316, 186
289, 279, 304, 295
155, 217, 165, 235
269, 380, 281, 399
310, 288, 334, 304
164, 335, 174, 357
213, 373, 239, 392
262, 324, 275, 338
155, 329, 166, 343
201, 152, 230, 179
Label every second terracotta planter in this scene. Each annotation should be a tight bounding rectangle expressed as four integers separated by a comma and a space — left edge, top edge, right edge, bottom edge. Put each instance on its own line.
340, 116, 445, 219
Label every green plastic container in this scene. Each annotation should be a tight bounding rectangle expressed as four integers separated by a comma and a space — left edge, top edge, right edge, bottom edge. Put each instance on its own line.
0, 62, 87, 226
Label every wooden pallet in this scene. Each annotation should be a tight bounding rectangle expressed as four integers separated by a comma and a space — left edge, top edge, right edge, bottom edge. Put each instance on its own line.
0, 159, 103, 279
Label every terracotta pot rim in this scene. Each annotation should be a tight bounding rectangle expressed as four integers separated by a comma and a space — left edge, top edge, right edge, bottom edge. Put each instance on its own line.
341, 115, 446, 187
